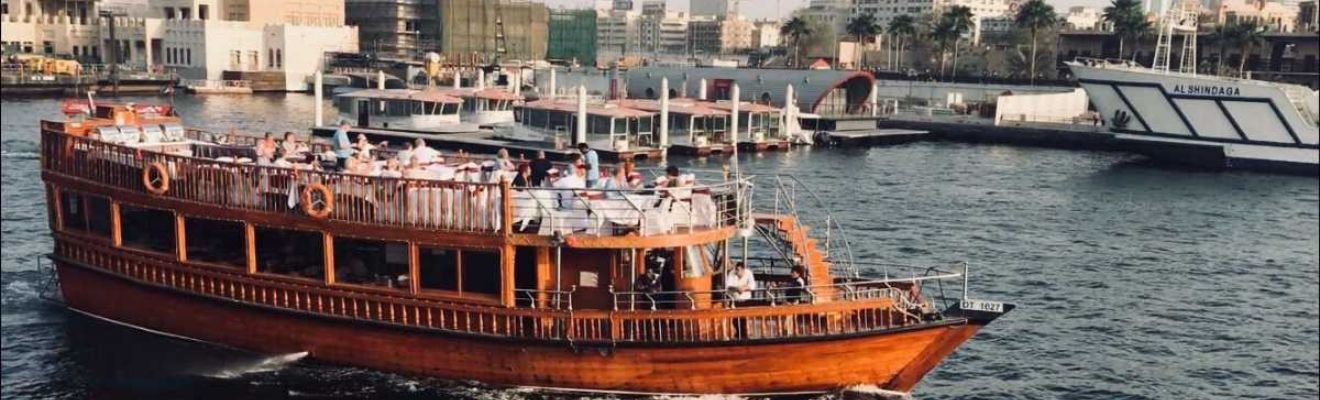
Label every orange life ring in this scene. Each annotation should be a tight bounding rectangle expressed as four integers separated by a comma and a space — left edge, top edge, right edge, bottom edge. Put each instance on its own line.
301, 183, 334, 219
142, 162, 170, 195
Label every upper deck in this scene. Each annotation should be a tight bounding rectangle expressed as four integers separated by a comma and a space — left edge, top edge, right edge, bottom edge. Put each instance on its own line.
40, 111, 742, 249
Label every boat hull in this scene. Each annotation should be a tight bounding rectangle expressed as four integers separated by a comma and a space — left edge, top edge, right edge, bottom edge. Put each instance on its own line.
1068, 62, 1319, 174
55, 256, 988, 395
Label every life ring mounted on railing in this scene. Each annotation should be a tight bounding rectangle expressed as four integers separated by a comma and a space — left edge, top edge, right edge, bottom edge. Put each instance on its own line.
301, 183, 334, 219
142, 162, 171, 195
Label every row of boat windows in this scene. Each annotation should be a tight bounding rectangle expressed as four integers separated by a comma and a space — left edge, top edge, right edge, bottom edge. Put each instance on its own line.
335, 98, 461, 117
518, 110, 655, 135
58, 190, 502, 297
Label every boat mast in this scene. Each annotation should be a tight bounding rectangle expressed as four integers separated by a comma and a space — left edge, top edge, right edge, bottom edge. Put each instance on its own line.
1153, 0, 1199, 74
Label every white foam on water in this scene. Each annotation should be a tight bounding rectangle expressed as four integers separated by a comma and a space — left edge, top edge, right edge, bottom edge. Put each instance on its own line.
0, 150, 40, 159
202, 351, 309, 379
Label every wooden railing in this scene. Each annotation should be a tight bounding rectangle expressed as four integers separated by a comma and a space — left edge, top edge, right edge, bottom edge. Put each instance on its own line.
55, 237, 933, 345
43, 130, 505, 233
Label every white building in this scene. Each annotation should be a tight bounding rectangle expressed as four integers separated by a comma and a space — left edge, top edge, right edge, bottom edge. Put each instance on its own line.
800, 0, 848, 36
856, 0, 1016, 40
1063, 6, 1103, 31
597, 9, 641, 55
97, 0, 356, 91
639, 10, 688, 54
751, 20, 781, 48
1, 0, 104, 62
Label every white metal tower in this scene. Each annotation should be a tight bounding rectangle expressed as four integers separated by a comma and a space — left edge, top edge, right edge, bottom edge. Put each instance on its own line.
1153, 0, 1200, 74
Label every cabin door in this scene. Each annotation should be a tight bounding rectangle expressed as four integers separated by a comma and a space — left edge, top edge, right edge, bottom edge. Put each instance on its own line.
356, 100, 370, 127
563, 249, 613, 310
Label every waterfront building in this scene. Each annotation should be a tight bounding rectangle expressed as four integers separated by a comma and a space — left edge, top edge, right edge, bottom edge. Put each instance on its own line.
687, 16, 752, 55
799, 0, 847, 36
596, 8, 641, 56
547, 8, 596, 65
1301, 0, 1318, 32
435, 0, 548, 62
691, 0, 737, 17
345, 0, 433, 59
639, 10, 689, 54
751, 20, 781, 48
0, 0, 103, 63
1063, 6, 1105, 31
1212, 0, 1299, 31
855, 0, 1015, 29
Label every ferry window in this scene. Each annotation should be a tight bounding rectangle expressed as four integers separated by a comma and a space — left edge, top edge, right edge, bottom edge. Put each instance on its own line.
462, 99, 476, 112
589, 115, 611, 134
59, 191, 88, 232
461, 250, 501, 295
418, 246, 459, 291
184, 218, 245, 267
637, 116, 653, 133
119, 205, 176, 254
334, 237, 409, 290
692, 117, 705, 131
443, 103, 459, 114
254, 227, 325, 280
614, 118, 627, 134
87, 195, 112, 236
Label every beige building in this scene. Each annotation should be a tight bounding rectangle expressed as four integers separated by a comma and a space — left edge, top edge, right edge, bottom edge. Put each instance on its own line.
1214, 0, 1298, 31
688, 15, 751, 54
436, 0, 548, 62
1, 0, 104, 62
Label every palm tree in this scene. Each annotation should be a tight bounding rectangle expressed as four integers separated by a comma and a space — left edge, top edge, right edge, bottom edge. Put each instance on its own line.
1208, 23, 1232, 75
780, 17, 812, 68
1229, 20, 1266, 77
1102, 0, 1149, 60
888, 15, 918, 71
932, 6, 974, 79
846, 14, 882, 68
1014, 0, 1057, 85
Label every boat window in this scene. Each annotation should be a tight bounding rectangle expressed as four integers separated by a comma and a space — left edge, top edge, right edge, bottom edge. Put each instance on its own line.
637, 116, 653, 133
712, 117, 726, 130
59, 190, 88, 232
86, 195, 112, 237
385, 100, 411, 116
445, 103, 460, 114
692, 117, 705, 131
184, 217, 246, 268
613, 118, 627, 134
333, 237, 409, 290
418, 246, 459, 292
549, 111, 569, 130
461, 250, 501, 296
254, 227, 325, 280
119, 205, 176, 254
670, 115, 688, 130
463, 99, 476, 112
683, 245, 708, 278
588, 115, 611, 135
769, 114, 781, 130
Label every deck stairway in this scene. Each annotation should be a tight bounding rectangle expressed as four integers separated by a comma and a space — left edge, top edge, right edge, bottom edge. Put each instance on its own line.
752, 213, 838, 301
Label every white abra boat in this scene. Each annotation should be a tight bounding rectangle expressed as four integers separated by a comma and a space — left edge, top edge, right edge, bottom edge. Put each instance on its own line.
1066, 0, 1318, 174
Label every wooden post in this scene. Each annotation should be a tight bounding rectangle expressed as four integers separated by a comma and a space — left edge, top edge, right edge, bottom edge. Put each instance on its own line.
536, 247, 551, 308
245, 223, 257, 274
409, 242, 420, 294
323, 233, 335, 285
51, 184, 64, 231
500, 179, 513, 236
110, 201, 122, 246
175, 214, 187, 262
501, 243, 515, 307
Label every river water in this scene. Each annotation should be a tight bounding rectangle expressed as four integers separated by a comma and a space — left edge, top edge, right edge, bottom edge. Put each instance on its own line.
2, 94, 1317, 400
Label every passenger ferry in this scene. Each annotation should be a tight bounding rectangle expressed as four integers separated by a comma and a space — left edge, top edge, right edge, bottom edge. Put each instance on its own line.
511, 95, 664, 159
334, 88, 480, 133
1065, 1, 1318, 174
445, 87, 522, 127
40, 103, 1013, 396
618, 98, 735, 155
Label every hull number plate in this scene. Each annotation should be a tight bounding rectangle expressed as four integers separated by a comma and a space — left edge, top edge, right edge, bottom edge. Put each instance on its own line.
960, 299, 1004, 313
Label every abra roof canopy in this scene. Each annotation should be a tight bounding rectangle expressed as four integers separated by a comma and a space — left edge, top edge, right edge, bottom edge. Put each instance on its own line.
624, 67, 876, 114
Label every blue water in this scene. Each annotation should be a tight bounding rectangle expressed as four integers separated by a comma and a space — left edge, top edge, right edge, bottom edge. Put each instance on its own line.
3, 94, 1317, 399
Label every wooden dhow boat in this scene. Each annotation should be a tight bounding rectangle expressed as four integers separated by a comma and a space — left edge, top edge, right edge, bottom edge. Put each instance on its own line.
40, 103, 1013, 396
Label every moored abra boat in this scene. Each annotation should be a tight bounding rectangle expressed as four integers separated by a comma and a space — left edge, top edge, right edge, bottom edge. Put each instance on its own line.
40, 104, 1012, 395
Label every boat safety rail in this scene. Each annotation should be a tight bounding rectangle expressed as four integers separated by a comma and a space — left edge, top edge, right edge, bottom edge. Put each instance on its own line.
751, 174, 858, 278
611, 264, 967, 311
42, 130, 507, 234
56, 237, 958, 345
505, 182, 741, 237
513, 287, 575, 310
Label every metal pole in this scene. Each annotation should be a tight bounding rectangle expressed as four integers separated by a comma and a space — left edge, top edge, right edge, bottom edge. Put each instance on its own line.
102, 11, 120, 96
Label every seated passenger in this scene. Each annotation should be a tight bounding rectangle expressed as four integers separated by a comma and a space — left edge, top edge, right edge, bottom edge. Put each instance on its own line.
511, 163, 532, 187
725, 262, 756, 303
496, 148, 516, 171
553, 166, 585, 208
354, 134, 375, 159
255, 132, 278, 161
280, 132, 308, 161
783, 267, 807, 304
411, 137, 441, 165
396, 141, 414, 165
633, 268, 663, 309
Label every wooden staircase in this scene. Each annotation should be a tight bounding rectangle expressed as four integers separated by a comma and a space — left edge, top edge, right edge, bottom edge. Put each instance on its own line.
753, 213, 837, 302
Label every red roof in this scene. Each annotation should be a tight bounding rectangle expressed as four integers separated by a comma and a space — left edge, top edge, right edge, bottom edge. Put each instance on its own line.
616, 99, 728, 117
707, 100, 781, 113
437, 87, 524, 101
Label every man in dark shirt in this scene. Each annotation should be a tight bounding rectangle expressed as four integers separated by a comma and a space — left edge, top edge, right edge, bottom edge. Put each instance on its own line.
633, 268, 662, 310
529, 150, 553, 187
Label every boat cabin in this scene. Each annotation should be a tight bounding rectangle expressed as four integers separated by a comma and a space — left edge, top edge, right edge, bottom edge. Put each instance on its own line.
517, 99, 658, 151
620, 99, 731, 148
443, 88, 522, 127
708, 101, 785, 145
335, 89, 464, 131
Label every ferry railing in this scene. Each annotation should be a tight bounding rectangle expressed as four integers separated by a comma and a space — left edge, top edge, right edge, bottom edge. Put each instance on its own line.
514, 288, 574, 310
56, 235, 964, 345
506, 182, 741, 237
756, 174, 858, 278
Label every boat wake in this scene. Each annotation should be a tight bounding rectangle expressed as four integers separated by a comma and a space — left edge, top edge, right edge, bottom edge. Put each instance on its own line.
0, 150, 40, 160
201, 351, 310, 379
